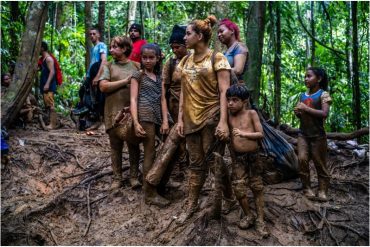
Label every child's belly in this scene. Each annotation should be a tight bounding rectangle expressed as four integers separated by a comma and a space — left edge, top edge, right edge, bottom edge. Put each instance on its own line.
232, 138, 259, 153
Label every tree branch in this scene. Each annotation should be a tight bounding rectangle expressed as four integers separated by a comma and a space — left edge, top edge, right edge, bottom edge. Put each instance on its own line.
296, 2, 346, 61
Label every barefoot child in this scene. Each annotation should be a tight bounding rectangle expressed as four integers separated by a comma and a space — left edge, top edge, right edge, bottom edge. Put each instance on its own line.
130, 43, 170, 207
226, 84, 269, 237
294, 67, 332, 201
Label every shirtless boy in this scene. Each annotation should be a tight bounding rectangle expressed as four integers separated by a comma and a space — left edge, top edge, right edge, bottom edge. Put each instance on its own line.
226, 84, 269, 237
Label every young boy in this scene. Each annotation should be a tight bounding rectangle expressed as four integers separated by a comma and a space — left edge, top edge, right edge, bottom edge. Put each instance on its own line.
226, 84, 269, 238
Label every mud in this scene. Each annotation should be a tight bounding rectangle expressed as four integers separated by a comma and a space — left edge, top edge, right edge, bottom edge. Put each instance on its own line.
1, 116, 369, 245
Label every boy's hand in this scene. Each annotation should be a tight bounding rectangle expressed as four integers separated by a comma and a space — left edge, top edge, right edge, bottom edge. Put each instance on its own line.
215, 122, 229, 141
232, 128, 244, 137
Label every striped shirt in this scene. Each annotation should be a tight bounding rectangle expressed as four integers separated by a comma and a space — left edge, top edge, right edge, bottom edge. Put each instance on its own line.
132, 71, 163, 126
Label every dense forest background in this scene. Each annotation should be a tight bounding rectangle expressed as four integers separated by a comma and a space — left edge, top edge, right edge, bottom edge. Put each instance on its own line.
1, 1, 369, 133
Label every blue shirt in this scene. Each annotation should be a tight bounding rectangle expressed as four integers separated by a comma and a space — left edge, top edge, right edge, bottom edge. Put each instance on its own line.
224, 42, 248, 80
87, 42, 107, 78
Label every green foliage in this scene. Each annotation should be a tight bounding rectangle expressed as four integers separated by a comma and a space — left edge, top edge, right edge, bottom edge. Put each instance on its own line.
261, 1, 368, 132
1, 1, 368, 132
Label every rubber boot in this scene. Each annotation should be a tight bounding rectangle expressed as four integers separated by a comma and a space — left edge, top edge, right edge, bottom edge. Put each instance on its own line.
46, 109, 58, 130
176, 171, 204, 224
144, 181, 170, 207
238, 197, 255, 229
110, 154, 123, 191
207, 152, 223, 220
300, 173, 315, 199
317, 178, 329, 202
129, 145, 141, 189
222, 197, 237, 215
254, 190, 269, 238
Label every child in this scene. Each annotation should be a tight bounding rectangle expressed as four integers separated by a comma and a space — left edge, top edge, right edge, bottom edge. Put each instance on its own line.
226, 84, 269, 237
130, 43, 170, 207
294, 67, 332, 202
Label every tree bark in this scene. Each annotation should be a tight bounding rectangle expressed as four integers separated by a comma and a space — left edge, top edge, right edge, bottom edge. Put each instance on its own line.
273, 2, 281, 125
127, 1, 137, 33
351, 1, 361, 130
310, 1, 315, 66
84, 1, 92, 72
139, 1, 145, 38
211, 2, 226, 52
9, 1, 22, 60
244, 1, 266, 106
1, 2, 48, 127
98, 1, 105, 42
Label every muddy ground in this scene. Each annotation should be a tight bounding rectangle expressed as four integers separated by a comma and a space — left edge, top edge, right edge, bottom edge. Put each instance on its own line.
1, 116, 369, 246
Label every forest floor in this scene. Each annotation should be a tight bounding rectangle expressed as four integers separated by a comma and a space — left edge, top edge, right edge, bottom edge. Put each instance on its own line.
1, 115, 369, 246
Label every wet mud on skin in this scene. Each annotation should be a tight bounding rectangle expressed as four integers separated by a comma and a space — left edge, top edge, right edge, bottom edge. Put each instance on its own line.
1, 117, 369, 245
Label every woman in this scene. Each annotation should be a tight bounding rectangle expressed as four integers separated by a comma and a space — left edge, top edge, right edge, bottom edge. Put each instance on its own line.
217, 19, 249, 82
99, 36, 141, 191
176, 15, 231, 223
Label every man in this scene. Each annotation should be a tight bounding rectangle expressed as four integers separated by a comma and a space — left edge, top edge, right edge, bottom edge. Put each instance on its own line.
128, 23, 147, 63
85, 27, 108, 131
40, 41, 58, 129
1, 73, 11, 96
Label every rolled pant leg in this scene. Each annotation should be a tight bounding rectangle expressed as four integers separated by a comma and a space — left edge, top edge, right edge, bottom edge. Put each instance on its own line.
108, 129, 124, 181
311, 137, 330, 191
298, 136, 311, 189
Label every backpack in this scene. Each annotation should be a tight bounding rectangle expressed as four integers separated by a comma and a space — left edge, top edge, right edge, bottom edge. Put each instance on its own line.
38, 54, 63, 86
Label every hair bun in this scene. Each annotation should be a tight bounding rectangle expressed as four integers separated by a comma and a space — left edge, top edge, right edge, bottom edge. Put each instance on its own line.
205, 15, 217, 28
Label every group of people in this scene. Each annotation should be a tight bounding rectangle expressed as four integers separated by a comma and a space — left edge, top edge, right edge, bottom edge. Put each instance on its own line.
24, 15, 333, 238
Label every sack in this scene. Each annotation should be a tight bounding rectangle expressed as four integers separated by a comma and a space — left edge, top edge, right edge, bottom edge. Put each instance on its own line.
38, 54, 63, 86
260, 121, 299, 179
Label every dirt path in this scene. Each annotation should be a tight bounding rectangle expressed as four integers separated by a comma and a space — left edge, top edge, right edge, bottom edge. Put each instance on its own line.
1, 117, 369, 245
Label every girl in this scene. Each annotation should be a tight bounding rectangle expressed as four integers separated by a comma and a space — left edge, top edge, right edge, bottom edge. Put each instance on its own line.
130, 43, 170, 207
217, 19, 249, 83
176, 15, 233, 223
294, 67, 332, 202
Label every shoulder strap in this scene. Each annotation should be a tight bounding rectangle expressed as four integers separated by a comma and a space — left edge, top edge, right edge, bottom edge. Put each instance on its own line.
182, 54, 190, 70
169, 58, 176, 83
211, 50, 217, 73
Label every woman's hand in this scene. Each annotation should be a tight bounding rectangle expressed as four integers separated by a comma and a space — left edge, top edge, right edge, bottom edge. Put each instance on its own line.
215, 122, 229, 141
160, 121, 170, 135
134, 122, 146, 137
176, 120, 184, 138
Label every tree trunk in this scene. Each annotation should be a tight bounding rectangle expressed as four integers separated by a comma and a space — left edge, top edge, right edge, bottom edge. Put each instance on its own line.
127, 1, 137, 33
139, 1, 145, 38
244, 1, 266, 106
351, 2, 361, 130
345, 2, 352, 132
273, 2, 281, 125
9, 1, 22, 61
310, 1, 315, 66
1, 2, 48, 127
84, 1, 92, 72
211, 2, 225, 52
98, 1, 105, 42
